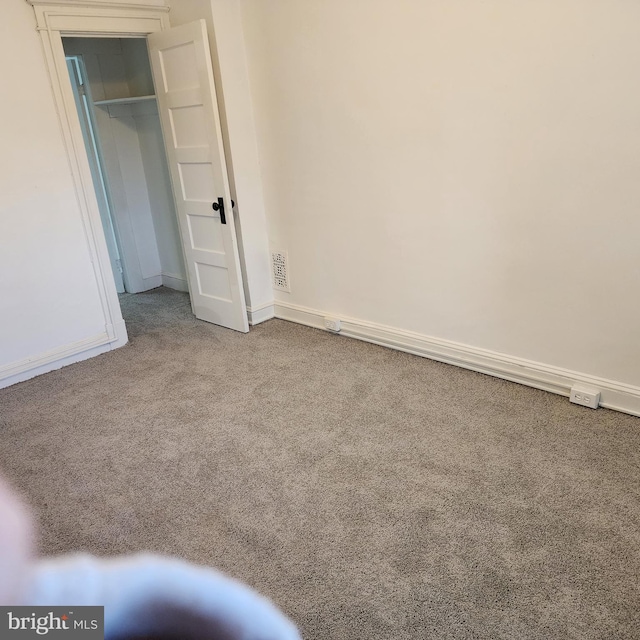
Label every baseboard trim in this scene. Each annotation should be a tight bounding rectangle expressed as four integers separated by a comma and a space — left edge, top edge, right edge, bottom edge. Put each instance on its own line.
127, 274, 163, 294
247, 302, 275, 326
161, 273, 189, 292
274, 301, 640, 418
0, 328, 127, 390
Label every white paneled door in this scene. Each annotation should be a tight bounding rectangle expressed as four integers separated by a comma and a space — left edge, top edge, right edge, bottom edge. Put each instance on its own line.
148, 21, 249, 332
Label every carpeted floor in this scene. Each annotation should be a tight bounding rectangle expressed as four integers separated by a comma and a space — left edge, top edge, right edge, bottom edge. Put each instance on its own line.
1, 287, 639, 639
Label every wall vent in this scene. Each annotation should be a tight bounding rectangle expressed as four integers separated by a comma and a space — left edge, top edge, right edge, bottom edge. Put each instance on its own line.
271, 250, 290, 292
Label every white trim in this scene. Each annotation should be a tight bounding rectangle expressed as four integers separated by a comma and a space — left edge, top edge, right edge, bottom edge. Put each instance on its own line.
31, 6, 169, 37
246, 302, 275, 326
274, 301, 640, 418
162, 273, 189, 292
0, 322, 127, 389
27, 1, 169, 11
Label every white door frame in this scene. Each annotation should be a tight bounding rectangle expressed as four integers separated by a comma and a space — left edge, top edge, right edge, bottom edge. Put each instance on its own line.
26, 0, 236, 348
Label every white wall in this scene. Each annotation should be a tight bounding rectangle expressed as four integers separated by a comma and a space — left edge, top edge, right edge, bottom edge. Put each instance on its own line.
135, 102, 187, 288
122, 39, 187, 289
240, 0, 640, 401
0, 2, 118, 384
121, 38, 155, 97
168, 0, 274, 315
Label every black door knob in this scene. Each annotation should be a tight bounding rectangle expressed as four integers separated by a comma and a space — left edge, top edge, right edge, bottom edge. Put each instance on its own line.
212, 198, 226, 224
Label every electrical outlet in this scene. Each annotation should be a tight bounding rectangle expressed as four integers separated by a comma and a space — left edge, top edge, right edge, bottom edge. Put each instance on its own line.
271, 250, 290, 292
324, 317, 341, 332
570, 384, 601, 409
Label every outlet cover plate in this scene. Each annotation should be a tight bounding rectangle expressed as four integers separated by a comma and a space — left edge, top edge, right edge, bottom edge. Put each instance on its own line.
271, 249, 290, 292
570, 384, 601, 409
324, 316, 341, 332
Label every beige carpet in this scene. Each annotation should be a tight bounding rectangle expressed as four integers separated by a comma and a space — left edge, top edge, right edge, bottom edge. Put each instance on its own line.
1, 287, 639, 639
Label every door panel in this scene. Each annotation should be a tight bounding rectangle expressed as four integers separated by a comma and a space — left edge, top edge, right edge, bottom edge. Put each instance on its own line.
148, 21, 249, 332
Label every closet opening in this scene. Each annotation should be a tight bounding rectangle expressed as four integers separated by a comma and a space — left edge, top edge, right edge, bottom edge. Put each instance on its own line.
63, 37, 188, 315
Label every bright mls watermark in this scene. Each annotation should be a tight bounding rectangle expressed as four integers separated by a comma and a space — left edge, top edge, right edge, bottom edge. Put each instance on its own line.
0, 607, 103, 639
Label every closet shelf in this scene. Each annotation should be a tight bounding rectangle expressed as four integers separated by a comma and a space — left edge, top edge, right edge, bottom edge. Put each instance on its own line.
94, 95, 156, 106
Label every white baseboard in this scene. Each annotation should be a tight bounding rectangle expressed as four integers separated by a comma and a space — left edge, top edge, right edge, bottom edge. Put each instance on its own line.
161, 273, 189, 292
127, 274, 163, 294
0, 323, 128, 390
5, 298, 638, 418
274, 301, 640, 418
247, 302, 275, 326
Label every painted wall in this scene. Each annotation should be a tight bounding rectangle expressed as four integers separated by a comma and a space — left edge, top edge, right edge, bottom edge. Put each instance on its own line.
168, 0, 273, 314
123, 38, 187, 289
240, 0, 640, 389
0, 2, 112, 381
135, 101, 187, 289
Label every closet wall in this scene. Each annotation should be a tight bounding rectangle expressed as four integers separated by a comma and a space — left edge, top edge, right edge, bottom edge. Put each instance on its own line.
63, 37, 188, 293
